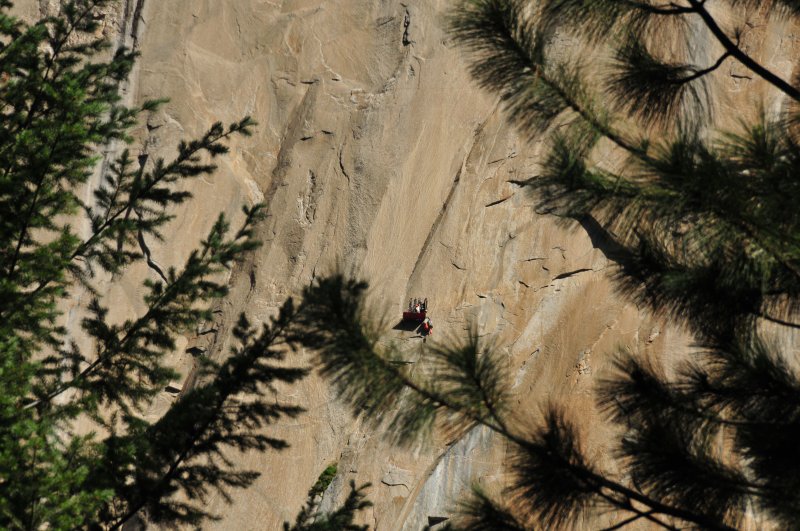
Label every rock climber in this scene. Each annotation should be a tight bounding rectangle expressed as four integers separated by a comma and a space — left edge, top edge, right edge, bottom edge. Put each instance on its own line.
422, 317, 432, 336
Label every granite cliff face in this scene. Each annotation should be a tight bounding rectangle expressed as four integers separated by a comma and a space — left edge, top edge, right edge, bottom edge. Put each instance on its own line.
19, 1, 800, 529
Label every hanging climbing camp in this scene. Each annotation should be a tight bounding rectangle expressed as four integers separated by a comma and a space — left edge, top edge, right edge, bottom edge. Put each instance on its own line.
402, 297, 429, 322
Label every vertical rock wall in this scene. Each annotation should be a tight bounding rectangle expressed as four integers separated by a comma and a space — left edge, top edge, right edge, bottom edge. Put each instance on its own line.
124, 3, 672, 526
15, 0, 800, 529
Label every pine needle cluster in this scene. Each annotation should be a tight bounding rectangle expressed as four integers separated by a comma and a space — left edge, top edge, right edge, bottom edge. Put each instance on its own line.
292, 1, 800, 529
0, 2, 370, 528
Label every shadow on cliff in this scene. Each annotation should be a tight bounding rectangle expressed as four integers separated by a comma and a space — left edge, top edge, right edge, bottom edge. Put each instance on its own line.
392, 319, 421, 332
577, 215, 631, 264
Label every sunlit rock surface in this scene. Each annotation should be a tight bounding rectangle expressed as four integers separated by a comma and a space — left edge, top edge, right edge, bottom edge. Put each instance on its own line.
18, 1, 799, 528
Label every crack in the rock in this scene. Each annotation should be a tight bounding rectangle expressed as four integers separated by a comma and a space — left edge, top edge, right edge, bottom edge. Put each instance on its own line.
552, 268, 592, 281
407, 166, 462, 285
135, 211, 167, 283
402, 8, 413, 46
338, 147, 351, 182
489, 151, 517, 165
485, 195, 512, 207
377, 15, 396, 27
405, 102, 500, 300
130, 0, 146, 49
301, 170, 319, 224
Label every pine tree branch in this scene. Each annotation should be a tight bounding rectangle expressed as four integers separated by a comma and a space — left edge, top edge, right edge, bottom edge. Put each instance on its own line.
26, 285, 179, 409
20, 212, 251, 411
722, 215, 800, 281
5, 164, 49, 281
450, 0, 649, 160
1, 0, 103, 175
106, 312, 298, 529
108, 429, 206, 530
682, 51, 731, 83
21, 284, 180, 410
556, 149, 800, 294
69, 125, 236, 262
4, 124, 69, 281
687, 0, 800, 101
542, 69, 645, 159
596, 485, 681, 530
598, 509, 659, 531
3, 122, 246, 320
374, 348, 504, 434
366, 344, 734, 530
447, 2, 800, 528
532, 432, 736, 531
474, 368, 508, 434
624, 1, 695, 15
301, 274, 739, 530
456, 1, 800, 290
582, 212, 800, 331
757, 311, 800, 330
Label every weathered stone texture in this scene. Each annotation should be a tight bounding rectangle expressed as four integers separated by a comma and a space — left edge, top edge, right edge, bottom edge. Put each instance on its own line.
16, 0, 800, 528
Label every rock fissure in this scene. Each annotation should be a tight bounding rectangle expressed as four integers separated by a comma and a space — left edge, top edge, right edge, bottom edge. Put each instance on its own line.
407, 165, 463, 286
551, 268, 593, 281
484, 194, 513, 207
338, 147, 351, 182
377, 15, 396, 27
135, 211, 167, 283
129, 0, 146, 48
402, 8, 413, 46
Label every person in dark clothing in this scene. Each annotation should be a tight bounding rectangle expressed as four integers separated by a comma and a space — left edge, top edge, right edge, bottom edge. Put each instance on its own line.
421, 317, 432, 336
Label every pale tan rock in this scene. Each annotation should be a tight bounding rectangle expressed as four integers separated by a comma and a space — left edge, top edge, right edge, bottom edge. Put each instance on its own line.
13, 0, 800, 529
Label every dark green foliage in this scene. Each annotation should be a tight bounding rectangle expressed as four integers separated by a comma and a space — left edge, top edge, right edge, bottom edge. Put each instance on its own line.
309, 464, 339, 499
295, 278, 741, 530
609, 38, 716, 126
446, 0, 567, 136
447, 0, 800, 528
288, 1, 800, 529
293, 275, 516, 445
504, 410, 601, 528
284, 481, 372, 531
89, 308, 310, 527
451, 0, 800, 346
450, 488, 527, 531
292, 275, 435, 444
0, 2, 361, 529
